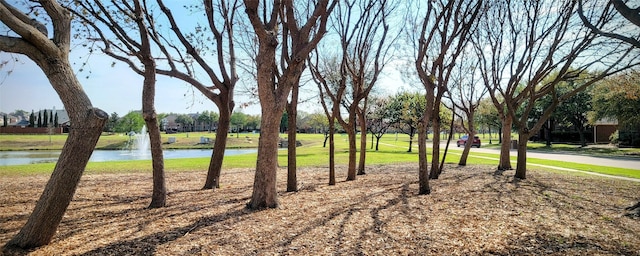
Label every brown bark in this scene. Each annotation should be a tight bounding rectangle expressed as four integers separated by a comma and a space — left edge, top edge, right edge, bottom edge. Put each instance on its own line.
345, 118, 358, 181
286, 85, 299, 192
429, 109, 442, 179
357, 106, 367, 175
498, 115, 513, 171
248, 33, 281, 209
203, 103, 231, 189
133, 0, 167, 209
418, 121, 431, 195
514, 133, 530, 179
7, 109, 106, 249
328, 120, 336, 186
244, 0, 335, 208
249, 105, 281, 209
1, 1, 108, 248
458, 110, 476, 167
458, 131, 474, 166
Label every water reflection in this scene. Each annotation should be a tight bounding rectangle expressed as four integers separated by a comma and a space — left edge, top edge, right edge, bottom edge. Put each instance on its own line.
0, 149, 257, 166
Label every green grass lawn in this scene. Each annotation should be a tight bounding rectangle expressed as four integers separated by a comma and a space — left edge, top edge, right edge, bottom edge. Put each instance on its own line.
1, 132, 638, 179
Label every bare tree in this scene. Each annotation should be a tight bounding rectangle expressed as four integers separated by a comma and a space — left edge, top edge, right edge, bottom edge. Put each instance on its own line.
410, 0, 482, 192
366, 96, 394, 151
283, 2, 329, 193
578, 0, 640, 49
322, 0, 397, 180
133, 0, 166, 208
244, 0, 337, 209
474, 0, 639, 179
0, 0, 108, 248
448, 55, 487, 166
309, 53, 344, 186
71, 0, 241, 190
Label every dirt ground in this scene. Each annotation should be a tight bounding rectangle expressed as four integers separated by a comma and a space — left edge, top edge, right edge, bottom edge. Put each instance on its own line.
1, 164, 639, 255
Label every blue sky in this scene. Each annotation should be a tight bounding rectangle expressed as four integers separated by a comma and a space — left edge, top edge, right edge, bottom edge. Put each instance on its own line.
0, 1, 408, 118
0, 52, 254, 116
0, 52, 406, 117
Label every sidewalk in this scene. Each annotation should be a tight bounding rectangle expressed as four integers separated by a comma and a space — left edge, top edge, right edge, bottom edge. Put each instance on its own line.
469, 146, 640, 170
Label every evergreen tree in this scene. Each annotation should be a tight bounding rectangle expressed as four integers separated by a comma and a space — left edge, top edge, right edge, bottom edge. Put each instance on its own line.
54, 112, 59, 127
49, 110, 54, 125
43, 110, 49, 127
29, 110, 35, 127
3, 114, 7, 127
37, 111, 42, 127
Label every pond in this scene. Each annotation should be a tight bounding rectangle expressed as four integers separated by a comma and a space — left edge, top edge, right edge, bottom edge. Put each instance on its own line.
0, 149, 257, 166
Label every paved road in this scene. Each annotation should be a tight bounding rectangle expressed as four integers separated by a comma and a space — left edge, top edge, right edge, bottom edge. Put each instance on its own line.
461, 145, 640, 170
379, 141, 640, 170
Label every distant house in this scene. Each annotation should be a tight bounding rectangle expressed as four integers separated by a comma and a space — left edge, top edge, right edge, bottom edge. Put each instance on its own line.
161, 115, 178, 132
54, 109, 70, 127
593, 118, 617, 144
0, 109, 69, 134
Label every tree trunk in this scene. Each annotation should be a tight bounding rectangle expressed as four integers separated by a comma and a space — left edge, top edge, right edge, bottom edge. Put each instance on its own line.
145, 113, 166, 208
346, 123, 357, 181
578, 125, 587, 147
286, 85, 299, 192
545, 120, 552, 147
407, 129, 414, 152
248, 106, 281, 209
458, 111, 475, 167
440, 112, 455, 171
429, 116, 441, 179
323, 131, 329, 147
328, 120, 336, 186
375, 136, 381, 151
203, 104, 231, 190
418, 123, 431, 195
357, 110, 367, 175
141, 65, 166, 209
498, 115, 513, 170
6, 60, 108, 248
371, 132, 374, 149
247, 35, 282, 209
7, 110, 107, 249
514, 133, 529, 179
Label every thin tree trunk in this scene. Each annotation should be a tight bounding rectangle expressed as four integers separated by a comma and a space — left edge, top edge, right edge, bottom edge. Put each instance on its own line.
440, 111, 455, 171
418, 123, 431, 195
328, 120, 336, 185
145, 113, 166, 208
286, 85, 299, 192
142, 65, 166, 209
375, 136, 381, 151
323, 131, 329, 147
346, 123, 357, 181
578, 126, 587, 147
371, 132, 374, 149
515, 133, 529, 179
429, 117, 441, 179
407, 130, 414, 152
545, 120, 552, 146
357, 110, 367, 175
203, 105, 231, 190
458, 132, 474, 166
458, 111, 474, 167
498, 115, 513, 170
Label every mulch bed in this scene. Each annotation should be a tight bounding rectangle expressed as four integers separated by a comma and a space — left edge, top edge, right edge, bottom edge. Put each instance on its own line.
1, 164, 639, 255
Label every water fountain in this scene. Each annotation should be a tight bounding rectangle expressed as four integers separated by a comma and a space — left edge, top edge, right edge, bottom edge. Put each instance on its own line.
135, 125, 150, 156
124, 125, 150, 158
